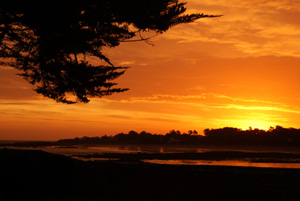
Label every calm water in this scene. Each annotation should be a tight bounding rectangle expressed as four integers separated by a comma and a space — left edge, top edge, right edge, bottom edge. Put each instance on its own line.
7, 145, 228, 155
143, 159, 300, 169
5, 145, 300, 169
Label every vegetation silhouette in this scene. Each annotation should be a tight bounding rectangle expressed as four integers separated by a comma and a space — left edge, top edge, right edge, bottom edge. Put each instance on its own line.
4, 126, 300, 148
0, 0, 219, 103
203, 126, 300, 146
50, 126, 300, 147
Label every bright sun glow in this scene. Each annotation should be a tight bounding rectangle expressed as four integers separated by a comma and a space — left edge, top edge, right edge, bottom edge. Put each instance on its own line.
234, 120, 274, 131
2, 0, 300, 140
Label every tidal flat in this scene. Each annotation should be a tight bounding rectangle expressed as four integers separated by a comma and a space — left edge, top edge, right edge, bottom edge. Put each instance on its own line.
1, 148, 300, 201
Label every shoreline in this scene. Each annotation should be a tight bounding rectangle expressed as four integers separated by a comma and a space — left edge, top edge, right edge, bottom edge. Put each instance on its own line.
4, 143, 300, 153
4, 145, 300, 169
1, 148, 300, 201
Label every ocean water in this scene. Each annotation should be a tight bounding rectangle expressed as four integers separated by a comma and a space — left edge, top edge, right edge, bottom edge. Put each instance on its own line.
3, 144, 300, 169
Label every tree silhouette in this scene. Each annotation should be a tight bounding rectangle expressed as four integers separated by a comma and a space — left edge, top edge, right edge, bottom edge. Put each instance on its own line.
0, 0, 219, 103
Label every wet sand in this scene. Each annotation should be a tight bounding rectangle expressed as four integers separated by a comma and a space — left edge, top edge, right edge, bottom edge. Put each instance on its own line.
1, 148, 300, 201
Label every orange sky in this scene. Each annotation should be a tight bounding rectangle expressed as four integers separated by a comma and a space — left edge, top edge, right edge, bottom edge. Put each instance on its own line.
1, 0, 300, 140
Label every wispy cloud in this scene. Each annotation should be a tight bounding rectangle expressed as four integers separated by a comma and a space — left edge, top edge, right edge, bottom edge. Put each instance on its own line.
101, 93, 300, 115
212, 104, 300, 114
141, 117, 182, 123
162, 0, 300, 57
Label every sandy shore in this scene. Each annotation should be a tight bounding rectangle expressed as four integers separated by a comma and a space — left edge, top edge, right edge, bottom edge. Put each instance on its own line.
1, 148, 300, 201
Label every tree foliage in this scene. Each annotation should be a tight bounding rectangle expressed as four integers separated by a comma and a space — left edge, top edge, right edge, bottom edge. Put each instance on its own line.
54, 126, 300, 147
0, 0, 219, 103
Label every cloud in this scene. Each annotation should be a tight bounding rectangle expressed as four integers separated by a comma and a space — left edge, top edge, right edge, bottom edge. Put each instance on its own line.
101, 91, 300, 116
2, 1, 300, 139
104, 114, 133, 120
0, 101, 41, 106
162, 0, 300, 57
213, 104, 300, 114
141, 117, 182, 123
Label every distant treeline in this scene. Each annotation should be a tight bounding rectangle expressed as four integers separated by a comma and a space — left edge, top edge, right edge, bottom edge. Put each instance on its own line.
57, 130, 199, 146
55, 126, 300, 147
203, 126, 300, 146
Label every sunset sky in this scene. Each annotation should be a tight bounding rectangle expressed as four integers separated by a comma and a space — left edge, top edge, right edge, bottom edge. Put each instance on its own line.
2, 0, 300, 140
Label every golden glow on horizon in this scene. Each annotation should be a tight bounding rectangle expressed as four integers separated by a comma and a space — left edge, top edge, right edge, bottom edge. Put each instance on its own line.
1, 0, 300, 140
225, 120, 274, 131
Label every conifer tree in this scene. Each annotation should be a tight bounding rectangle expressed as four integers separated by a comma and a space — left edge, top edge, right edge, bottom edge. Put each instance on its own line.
0, 0, 219, 103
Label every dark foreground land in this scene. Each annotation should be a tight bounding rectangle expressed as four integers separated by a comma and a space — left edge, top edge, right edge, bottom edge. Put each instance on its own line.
1, 149, 300, 201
